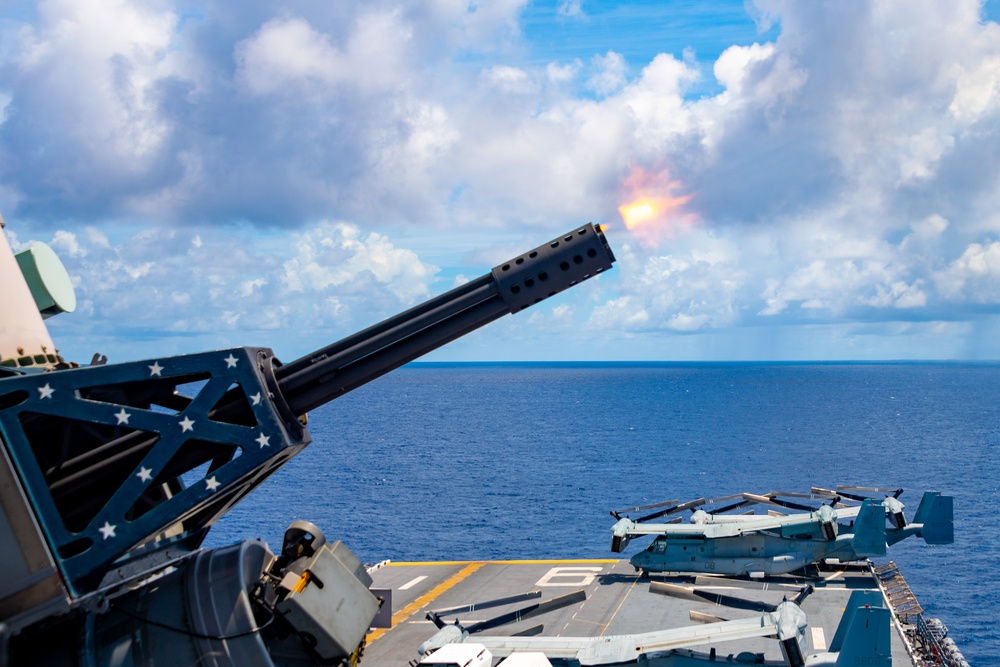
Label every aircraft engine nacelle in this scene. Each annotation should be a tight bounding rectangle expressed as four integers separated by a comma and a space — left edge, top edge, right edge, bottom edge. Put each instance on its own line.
883, 496, 906, 529
610, 518, 633, 553
816, 505, 838, 540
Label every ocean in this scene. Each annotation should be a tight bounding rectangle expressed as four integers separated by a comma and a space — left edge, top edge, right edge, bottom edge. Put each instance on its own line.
208, 362, 999, 665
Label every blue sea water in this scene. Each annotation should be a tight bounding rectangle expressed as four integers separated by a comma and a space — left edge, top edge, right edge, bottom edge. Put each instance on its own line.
208, 362, 999, 665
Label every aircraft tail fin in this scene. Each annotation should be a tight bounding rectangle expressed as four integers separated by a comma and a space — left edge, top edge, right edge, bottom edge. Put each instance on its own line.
830, 591, 891, 667
912, 491, 954, 544
850, 499, 886, 558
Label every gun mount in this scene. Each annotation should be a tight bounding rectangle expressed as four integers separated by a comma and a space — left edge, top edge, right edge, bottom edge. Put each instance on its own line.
0, 222, 614, 665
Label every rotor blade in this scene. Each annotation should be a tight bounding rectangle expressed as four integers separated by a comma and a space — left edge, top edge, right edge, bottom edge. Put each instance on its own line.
690, 610, 729, 624
837, 485, 903, 497
512, 624, 545, 637
810, 487, 840, 498
770, 490, 829, 499
465, 589, 587, 634
762, 496, 820, 512
792, 585, 815, 606
704, 493, 747, 504
741, 492, 776, 506
649, 581, 778, 613
431, 591, 542, 616
693, 576, 804, 592
836, 490, 883, 502
611, 499, 680, 515
773, 490, 851, 502
638, 498, 705, 522
708, 499, 756, 514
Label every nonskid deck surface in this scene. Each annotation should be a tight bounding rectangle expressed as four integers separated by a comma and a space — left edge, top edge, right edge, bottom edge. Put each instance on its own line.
363, 559, 914, 666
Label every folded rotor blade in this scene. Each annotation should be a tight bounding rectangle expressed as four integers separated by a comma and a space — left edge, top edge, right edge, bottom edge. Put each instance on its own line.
836, 485, 903, 499
611, 499, 680, 515
431, 591, 542, 616
771, 490, 829, 499
649, 581, 778, 613
792, 585, 815, 606
763, 496, 820, 512
690, 610, 729, 624
465, 589, 587, 634
692, 576, 803, 592
638, 497, 705, 522
708, 499, 756, 514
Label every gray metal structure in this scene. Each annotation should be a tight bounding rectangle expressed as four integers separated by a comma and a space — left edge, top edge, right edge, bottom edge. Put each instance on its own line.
0, 222, 615, 666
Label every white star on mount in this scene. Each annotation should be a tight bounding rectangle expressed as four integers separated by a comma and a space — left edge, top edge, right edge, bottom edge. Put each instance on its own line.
37, 383, 55, 399
148, 361, 164, 376
136, 467, 153, 482
205, 476, 221, 492
250, 392, 262, 406
255, 433, 271, 448
224, 353, 238, 368
179, 416, 195, 432
115, 408, 131, 425
99, 521, 117, 540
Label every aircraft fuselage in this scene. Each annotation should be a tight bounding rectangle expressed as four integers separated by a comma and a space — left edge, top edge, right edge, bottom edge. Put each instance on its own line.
628, 531, 859, 576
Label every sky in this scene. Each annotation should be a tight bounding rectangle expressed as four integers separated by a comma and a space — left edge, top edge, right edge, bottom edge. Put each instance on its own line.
2, 0, 1000, 363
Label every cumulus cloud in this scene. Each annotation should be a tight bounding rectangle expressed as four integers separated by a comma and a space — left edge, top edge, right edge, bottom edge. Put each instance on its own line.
26, 222, 439, 362
3, 0, 1000, 359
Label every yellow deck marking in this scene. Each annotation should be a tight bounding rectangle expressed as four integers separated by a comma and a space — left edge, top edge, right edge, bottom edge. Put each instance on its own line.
367, 562, 485, 644
601, 563, 640, 635
822, 569, 846, 583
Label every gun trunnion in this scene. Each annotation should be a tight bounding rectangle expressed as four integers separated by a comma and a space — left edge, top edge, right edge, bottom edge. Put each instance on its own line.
0, 224, 614, 658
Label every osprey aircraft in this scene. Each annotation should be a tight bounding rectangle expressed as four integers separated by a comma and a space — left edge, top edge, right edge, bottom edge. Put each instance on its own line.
610, 486, 953, 577
416, 584, 891, 667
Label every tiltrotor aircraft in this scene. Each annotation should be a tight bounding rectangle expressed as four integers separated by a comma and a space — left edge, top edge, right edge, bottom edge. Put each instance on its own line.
415, 583, 891, 667
0, 214, 615, 666
610, 486, 953, 576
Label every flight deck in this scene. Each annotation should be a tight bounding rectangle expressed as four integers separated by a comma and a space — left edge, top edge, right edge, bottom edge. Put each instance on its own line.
362, 559, 918, 666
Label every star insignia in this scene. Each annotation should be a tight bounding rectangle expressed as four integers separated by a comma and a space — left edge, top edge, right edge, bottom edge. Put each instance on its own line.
250, 392, 262, 405
205, 476, 221, 492
179, 416, 195, 432
38, 383, 55, 399
224, 353, 238, 368
136, 467, 153, 482
255, 432, 271, 448
99, 521, 117, 540
149, 361, 164, 376
115, 408, 131, 425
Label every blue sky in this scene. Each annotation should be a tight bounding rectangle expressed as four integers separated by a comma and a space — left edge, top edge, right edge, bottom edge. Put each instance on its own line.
2, 0, 1000, 363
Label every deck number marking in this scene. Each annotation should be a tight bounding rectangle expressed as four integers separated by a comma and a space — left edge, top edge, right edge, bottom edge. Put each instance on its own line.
399, 576, 428, 591
811, 627, 827, 651
535, 566, 603, 587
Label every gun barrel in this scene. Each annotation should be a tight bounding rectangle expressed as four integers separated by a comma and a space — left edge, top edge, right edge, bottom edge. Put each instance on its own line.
276, 223, 614, 415
0, 223, 614, 598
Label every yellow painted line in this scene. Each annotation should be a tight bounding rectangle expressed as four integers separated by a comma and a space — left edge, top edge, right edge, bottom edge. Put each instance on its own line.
367, 562, 485, 644
601, 563, 640, 636
387, 559, 618, 566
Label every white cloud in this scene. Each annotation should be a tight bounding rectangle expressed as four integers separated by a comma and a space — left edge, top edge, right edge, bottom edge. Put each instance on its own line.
32, 222, 439, 361
935, 240, 1000, 301
587, 51, 627, 96
557, 0, 584, 19
4, 0, 1000, 360
235, 17, 347, 95
281, 221, 438, 304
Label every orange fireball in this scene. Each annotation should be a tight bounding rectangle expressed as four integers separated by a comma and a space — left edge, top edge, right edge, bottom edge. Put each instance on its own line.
616, 167, 696, 244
